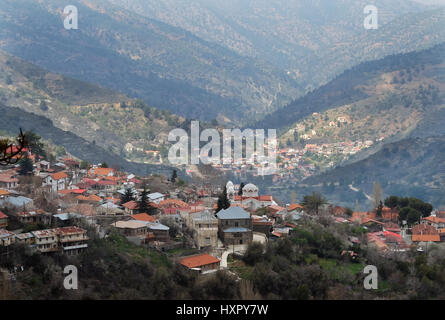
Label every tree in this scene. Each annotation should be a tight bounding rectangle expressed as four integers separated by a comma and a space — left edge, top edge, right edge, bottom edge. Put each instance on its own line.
120, 188, 135, 205
79, 160, 89, 170
301, 192, 327, 215
18, 153, 33, 176
243, 242, 264, 266
171, 169, 177, 183
344, 207, 353, 217
399, 207, 421, 226
100, 162, 109, 168
376, 201, 384, 217
371, 181, 383, 210
238, 182, 245, 196
408, 198, 433, 218
0, 129, 27, 166
138, 185, 149, 213
216, 186, 230, 213
384, 196, 399, 209
24, 131, 45, 159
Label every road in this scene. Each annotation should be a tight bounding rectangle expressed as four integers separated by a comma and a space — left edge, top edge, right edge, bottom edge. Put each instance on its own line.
221, 233, 267, 268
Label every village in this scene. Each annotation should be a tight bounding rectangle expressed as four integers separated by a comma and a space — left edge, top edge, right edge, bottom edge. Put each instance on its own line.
1, 142, 444, 280
183, 138, 381, 185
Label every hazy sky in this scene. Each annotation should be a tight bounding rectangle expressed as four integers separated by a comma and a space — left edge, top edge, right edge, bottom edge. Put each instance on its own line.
412, 0, 445, 5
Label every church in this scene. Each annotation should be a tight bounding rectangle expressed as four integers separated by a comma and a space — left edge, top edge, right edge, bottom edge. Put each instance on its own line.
226, 181, 277, 211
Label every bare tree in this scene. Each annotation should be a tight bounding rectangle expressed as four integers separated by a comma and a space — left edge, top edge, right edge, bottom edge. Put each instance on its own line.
371, 181, 383, 211
0, 129, 27, 166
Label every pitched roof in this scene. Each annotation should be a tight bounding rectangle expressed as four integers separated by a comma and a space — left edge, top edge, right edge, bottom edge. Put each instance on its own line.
146, 222, 169, 231
0, 211, 7, 219
76, 194, 102, 202
412, 234, 441, 242
412, 223, 438, 235
422, 216, 445, 224
0, 174, 19, 183
50, 171, 68, 180
148, 192, 164, 200
90, 167, 114, 176
216, 206, 250, 220
288, 203, 304, 211
180, 254, 220, 269
122, 200, 139, 210
131, 213, 156, 223
159, 198, 188, 208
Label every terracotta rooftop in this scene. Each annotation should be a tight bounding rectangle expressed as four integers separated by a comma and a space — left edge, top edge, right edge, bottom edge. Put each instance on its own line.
412, 234, 440, 242
50, 171, 68, 181
122, 200, 139, 210
180, 254, 220, 269
131, 213, 156, 223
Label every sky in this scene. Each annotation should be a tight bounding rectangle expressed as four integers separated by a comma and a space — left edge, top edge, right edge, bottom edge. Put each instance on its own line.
412, 0, 445, 5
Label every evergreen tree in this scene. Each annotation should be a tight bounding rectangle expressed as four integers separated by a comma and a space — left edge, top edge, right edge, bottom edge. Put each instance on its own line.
139, 185, 149, 213
19, 153, 33, 176
216, 186, 230, 213
376, 201, 384, 217
120, 188, 135, 205
24, 131, 45, 159
171, 169, 177, 183
238, 182, 245, 196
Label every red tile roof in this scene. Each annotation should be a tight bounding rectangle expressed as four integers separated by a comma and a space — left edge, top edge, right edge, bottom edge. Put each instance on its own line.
412, 234, 440, 242
422, 216, 445, 224
51, 171, 68, 180
159, 199, 188, 208
131, 213, 156, 223
0, 211, 7, 219
180, 254, 220, 269
412, 223, 438, 235
89, 167, 114, 176
122, 200, 139, 210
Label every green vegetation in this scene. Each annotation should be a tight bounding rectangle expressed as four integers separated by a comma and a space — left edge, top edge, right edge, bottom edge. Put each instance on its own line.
384, 195, 433, 226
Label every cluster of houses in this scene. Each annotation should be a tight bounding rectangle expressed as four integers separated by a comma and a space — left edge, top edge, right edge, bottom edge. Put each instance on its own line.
0, 226, 88, 255
1, 145, 444, 274
329, 206, 445, 252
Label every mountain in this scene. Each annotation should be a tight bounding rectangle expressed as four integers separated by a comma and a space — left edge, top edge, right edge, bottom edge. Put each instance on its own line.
254, 44, 445, 208
0, 0, 299, 123
0, 104, 175, 177
0, 50, 186, 164
256, 43, 445, 142
300, 135, 445, 208
109, 0, 445, 92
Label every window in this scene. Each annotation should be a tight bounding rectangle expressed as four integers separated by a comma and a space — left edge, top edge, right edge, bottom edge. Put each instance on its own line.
235, 222, 239, 227
205, 237, 211, 245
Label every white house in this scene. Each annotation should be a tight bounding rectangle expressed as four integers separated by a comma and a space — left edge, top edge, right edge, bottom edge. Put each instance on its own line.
147, 192, 165, 204
44, 172, 68, 192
